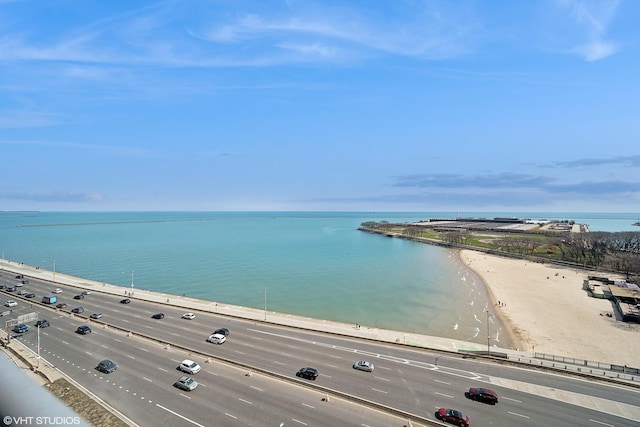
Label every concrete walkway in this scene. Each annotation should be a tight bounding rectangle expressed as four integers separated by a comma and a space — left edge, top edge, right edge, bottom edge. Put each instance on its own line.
1, 258, 505, 356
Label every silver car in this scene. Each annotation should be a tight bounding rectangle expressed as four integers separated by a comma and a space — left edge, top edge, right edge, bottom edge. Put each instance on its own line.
353, 360, 374, 372
174, 375, 198, 391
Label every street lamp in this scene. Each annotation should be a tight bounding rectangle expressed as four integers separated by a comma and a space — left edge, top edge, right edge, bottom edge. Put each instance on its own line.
260, 287, 267, 321
486, 309, 491, 356
43, 259, 56, 282
122, 270, 134, 295
37, 322, 41, 369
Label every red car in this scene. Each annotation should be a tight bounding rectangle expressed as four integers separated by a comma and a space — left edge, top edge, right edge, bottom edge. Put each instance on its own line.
437, 408, 469, 427
468, 387, 499, 405
56, 303, 68, 309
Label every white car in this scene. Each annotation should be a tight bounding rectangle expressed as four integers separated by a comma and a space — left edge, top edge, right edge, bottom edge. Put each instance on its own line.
17, 290, 28, 296
178, 359, 201, 375
206, 333, 226, 344
81, 290, 92, 295
181, 312, 196, 320
52, 288, 62, 294
4, 300, 18, 307
353, 360, 375, 372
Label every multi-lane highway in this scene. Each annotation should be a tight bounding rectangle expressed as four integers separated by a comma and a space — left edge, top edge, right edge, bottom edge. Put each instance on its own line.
2, 270, 640, 427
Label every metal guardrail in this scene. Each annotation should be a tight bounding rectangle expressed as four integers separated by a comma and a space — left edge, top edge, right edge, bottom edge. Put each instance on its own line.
508, 354, 639, 384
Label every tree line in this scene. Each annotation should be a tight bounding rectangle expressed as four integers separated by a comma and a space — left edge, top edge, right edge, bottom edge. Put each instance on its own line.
359, 222, 640, 281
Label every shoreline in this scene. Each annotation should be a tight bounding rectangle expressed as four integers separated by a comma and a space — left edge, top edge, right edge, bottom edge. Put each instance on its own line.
456, 250, 523, 352
5, 254, 638, 366
0, 258, 499, 355
460, 249, 639, 366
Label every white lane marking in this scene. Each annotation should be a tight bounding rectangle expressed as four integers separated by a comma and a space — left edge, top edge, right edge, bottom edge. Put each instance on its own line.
250, 386, 263, 392
234, 350, 246, 355
85, 352, 92, 356
434, 392, 454, 398
239, 398, 252, 405
121, 319, 129, 323
589, 420, 614, 427
248, 327, 480, 380
376, 376, 390, 381
156, 403, 204, 427
62, 341, 69, 345
434, 379, 450, 385
158, 367, 168, 372
292, 419, 308, 425
114, 339, 122, 343
302, 403, 315, 409
179, 393, 191, 400
143, 377, 152, 382
371, 388, 388, 394
126, 355, 135, 359
508, 411, 530, 419
502, 396, 522, 403
140, 347, 149, 352
225, 413, 237, 419
273, 361, 286, 366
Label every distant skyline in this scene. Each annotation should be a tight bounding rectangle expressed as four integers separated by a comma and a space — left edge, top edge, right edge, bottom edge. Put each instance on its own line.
1, 0, 639, 212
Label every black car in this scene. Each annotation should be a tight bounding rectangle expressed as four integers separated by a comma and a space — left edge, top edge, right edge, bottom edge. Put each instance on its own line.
71, 306, 84, 314
467, 387, 499, 405
15, 274, 23, 279
35, 319, 50, 328
296, 367, 319, 380
120, 298, 131, 304
96, 359, 117, 374
6, 286, 16, 292
25, 292, 35, 298
152, 313, 165, 319
0, 284, 6, 290
73, 294, 84, 300
213, 328, 230, 337
76, 325, 91, 335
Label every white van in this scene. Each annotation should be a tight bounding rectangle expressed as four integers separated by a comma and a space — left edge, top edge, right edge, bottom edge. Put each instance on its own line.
206, 333, 226, 344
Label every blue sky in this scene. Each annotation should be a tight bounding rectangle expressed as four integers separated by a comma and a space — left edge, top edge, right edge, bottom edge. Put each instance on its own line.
1, 0, 638, 212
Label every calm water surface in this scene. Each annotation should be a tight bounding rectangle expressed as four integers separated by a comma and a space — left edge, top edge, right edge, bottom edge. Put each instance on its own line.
1, 211, 637, 346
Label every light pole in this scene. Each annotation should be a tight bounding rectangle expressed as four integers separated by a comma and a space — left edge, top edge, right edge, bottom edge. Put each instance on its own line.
43, 259, 56, 282
486, 309, 491, 356
263, 287, 267, 321
130, 271, 134, 295
37, 323, 41, 369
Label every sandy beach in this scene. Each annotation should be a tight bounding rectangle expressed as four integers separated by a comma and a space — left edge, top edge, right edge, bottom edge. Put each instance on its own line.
460, 249, 639, 366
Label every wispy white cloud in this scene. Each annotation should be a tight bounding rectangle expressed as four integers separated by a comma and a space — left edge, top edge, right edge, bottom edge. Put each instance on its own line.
554, 0, 620, 61
0, 110, 57, 128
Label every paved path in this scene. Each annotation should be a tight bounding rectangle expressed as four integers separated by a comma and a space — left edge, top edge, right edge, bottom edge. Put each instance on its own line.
1, 258, 503, 356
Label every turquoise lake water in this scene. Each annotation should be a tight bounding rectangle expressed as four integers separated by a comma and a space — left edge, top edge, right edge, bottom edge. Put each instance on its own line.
1, 211, 637, 346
